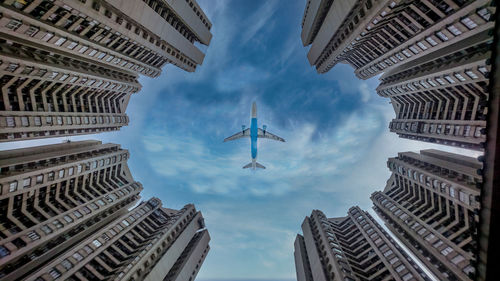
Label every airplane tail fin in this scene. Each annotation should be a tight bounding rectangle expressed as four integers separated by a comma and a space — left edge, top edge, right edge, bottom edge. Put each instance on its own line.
242, 162, 266, 169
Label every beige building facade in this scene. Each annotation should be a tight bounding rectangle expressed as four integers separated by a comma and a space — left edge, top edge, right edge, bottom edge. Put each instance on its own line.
371, 149, 482, 281
0, 0, 212, 142
0, 140, 210, 281
381, 32, 491, 151
301, 0, 494, 78
301, 0, 495, 150
294, 207, 430, 281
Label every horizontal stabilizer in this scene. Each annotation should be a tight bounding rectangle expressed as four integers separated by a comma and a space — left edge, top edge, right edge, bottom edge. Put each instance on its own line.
242, 162, 266, 169
255, 162, 265, 169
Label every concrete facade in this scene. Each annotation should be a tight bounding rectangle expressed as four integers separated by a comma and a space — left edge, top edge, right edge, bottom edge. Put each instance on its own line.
0, 141, 210, 281
301, 0, 495, 150
0, 0, 212, 142
295, 207, 430, 281
381, 32, 492, 151
371, 149, 482, 281
301, 0, 494, 78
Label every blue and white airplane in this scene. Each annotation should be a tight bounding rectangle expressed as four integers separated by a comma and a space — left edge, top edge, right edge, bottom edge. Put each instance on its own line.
224, 102, 285, 169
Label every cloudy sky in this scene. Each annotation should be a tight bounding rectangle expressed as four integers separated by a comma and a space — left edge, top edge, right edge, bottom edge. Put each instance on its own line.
0, 1, 480, 280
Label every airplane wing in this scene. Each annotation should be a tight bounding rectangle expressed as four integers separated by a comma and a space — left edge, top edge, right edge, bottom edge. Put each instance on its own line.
258, 128, 285, 142
224, 128, 250, 142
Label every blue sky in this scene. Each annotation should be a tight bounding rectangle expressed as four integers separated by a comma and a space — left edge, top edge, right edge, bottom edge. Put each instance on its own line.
0, 1, 480, 280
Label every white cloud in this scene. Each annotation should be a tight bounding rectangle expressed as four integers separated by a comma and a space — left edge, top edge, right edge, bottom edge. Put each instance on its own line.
215, 64, 270, 92
359, 82, 371, 103
241, 2, 279, 44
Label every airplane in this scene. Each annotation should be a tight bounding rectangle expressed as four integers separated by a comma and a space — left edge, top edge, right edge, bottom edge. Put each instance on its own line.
224, 102, 285, 170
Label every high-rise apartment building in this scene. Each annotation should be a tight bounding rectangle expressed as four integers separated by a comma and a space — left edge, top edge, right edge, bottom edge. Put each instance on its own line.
0, 0, 212, 142
0, 140, 142, 279
0, 140, 210, 281
294, 207, 430, 281
25, 198, 210, 281
301, 0, 494, 78
380, 32, 491, 151
371, 149, 482, 281
301, 0, 495, 150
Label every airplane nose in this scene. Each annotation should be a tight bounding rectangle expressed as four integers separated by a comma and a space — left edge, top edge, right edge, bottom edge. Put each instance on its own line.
252, 102, 257, 118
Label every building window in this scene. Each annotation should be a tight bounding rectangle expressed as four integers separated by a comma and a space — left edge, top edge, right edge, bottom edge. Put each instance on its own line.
477, 8, 491, 21
449, 187, 456, 197
416, 41, 427, 50
92, 1, 101, 11
425, 36, 438, 46
447, 25, 462, 36
433, 240, 443, 248
463, 265, 475, 275
23, 177, 31, 188
27, 231, 40, 241
461, 17, 477, 29
444, 75, 455, 84
79, 46, 89, 53
41, 32, 54, 42
73, 252, 83, 261
6, 63, 19, 73
9, 181, 18, 192
81, 206, 91, 214
425, 233, 435, 241
83, 245, 93, 254
452, 255, 465, 265
395, 264, 405, 272
454, 73, 466, 82
53, 220, 63, 229
54, 37, 67, 46
59, 74, 69, 81
41, 225, 52, 234
465, 70, 478, 79
73, 210, 82, 218
436, 31, 449, 41
435, 77, 446, 85
67, 41, 78, 49
36, 175, 43, 184
441, 246, 453, 256
25, 26, 39, 37
6, 19, 22, 30
93, 239, 102, 248
61, 259, 73, 270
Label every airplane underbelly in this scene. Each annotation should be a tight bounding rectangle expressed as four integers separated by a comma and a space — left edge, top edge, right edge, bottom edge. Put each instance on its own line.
250, 118, 258, 158
251, 138, 257, 158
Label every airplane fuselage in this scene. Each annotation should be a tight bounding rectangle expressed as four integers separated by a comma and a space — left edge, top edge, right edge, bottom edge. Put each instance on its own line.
250, 117, 258, 159
250, 103, 258, 159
